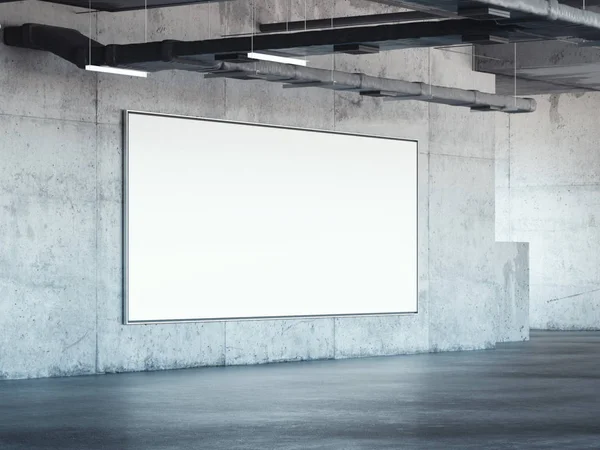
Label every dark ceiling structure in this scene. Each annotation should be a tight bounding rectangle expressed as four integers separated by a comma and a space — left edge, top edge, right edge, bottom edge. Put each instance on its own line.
0, 0, 216, 12
4, 0, 600, 100
3, 21, 537, 113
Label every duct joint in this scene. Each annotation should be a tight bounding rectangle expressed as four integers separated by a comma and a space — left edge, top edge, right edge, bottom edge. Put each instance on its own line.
548, 0, 560, 21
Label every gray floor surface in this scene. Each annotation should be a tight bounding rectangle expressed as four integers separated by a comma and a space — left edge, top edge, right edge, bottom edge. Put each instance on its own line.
1, 331, 599, 449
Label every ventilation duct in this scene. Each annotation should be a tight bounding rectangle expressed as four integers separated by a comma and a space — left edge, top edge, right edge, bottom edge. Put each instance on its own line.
3, 23, 536, 113
204, 61, 536, 113
368, 0, 600, 35
477, 0, 600, 29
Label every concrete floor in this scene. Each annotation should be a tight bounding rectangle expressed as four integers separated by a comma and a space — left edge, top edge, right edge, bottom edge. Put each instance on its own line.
1, 331, 599, 450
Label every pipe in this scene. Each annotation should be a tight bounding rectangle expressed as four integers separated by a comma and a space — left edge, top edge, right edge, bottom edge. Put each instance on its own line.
218, 61, 536, 113
476, 0, 600, 29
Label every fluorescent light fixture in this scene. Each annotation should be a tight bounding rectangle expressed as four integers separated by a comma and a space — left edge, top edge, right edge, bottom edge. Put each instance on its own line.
85, 65, 148, 78
247, 52, 307, 66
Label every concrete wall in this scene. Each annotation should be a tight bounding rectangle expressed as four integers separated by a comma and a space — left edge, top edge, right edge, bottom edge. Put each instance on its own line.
496, 92, 600, 330
0, 0, 527, 380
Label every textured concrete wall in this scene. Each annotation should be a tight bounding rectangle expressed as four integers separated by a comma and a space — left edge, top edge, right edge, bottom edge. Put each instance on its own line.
427, 49, 502, 352
1, 0, 526, 380
497, 93, 600, 330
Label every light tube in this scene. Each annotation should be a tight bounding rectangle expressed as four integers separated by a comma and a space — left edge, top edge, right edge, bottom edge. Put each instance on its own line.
247, 52, 307, 66
85, 65, 148, 78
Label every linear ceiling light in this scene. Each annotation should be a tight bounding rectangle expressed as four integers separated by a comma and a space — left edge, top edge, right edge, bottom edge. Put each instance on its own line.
247, 52, 307, 66
85, 65, 148, 78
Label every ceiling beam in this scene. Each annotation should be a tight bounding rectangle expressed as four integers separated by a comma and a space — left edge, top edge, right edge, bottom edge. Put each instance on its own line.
103, 19, 518, 66
5, 21, 519, 69
0, 0, 232, 12
259, 11, 445, 33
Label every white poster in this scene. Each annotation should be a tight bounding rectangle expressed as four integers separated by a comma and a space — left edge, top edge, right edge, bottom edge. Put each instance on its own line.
125, 112, 418, 322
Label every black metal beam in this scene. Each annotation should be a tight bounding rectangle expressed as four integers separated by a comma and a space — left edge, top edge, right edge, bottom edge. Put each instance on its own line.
103, 19, 517, 66
4, 20, 518, 68
362, 0, 459, 17
259, 11, 443, 33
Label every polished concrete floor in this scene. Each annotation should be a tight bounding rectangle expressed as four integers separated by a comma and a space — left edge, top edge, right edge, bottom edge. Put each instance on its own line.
1, 331, 599, 449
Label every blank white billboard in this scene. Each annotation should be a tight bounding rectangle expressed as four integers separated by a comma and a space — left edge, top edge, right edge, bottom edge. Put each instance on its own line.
124, 111, 418, 323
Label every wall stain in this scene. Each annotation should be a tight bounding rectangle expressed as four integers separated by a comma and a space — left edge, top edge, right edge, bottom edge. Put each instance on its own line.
549, 49, 565, 66
589, 214, 596, 227
549, 94, 564, 128
48, 363, 93, 378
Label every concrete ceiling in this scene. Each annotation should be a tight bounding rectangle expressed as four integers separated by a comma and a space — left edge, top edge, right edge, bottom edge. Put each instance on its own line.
0, 0, 220, 12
